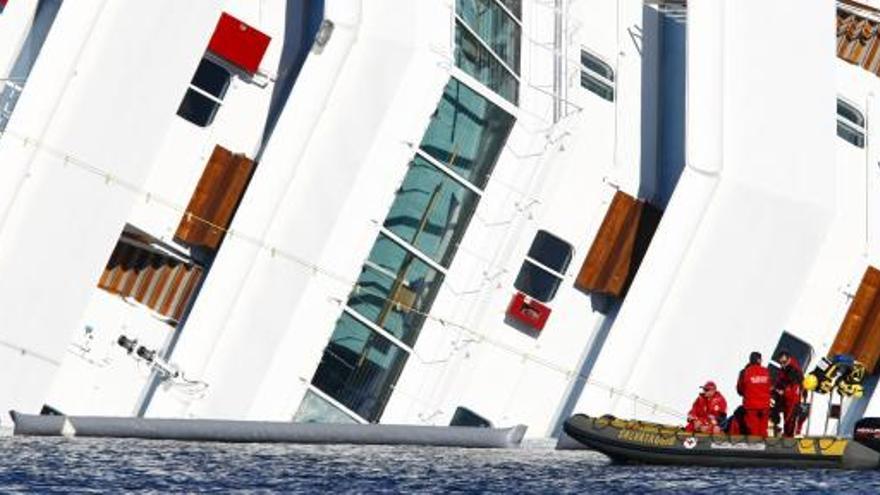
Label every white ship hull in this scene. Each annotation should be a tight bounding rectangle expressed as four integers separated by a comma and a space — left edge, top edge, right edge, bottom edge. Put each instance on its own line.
0, 0, 876, 441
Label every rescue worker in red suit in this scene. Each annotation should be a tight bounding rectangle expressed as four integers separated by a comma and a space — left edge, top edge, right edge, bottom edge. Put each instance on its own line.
772, 351, 804, 437
686, 381, 728, 433
730, 351, 772, 437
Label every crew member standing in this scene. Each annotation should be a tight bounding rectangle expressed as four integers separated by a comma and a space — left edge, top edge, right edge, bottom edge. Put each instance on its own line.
773, 351, 804, 437
736, 351, 772, 437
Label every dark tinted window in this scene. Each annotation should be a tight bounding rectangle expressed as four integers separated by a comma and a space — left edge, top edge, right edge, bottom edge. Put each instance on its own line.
771, 331, 814, 370
837, 99, 865, 148
581, 50, 614, 81
177, 89, 220, 127
838, 121, 866, 148
580, 50, 614, 102
527, 230, 572, 273
581, 72, 614, 102
191, 58, 231, 99
838, 99, 864, 127
514, 261, 562, 302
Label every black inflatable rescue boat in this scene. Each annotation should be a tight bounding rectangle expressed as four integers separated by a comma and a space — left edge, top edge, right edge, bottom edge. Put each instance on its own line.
563, 414, 880, 470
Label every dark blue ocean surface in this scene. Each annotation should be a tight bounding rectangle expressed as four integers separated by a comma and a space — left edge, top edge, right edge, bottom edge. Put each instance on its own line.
1, 437, 880, 493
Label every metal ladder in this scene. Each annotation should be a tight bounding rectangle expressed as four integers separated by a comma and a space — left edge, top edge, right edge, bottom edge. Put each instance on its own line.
822, 390, 845, 436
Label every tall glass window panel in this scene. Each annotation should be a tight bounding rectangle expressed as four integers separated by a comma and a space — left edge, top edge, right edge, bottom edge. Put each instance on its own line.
310, 313, 410, 422
419, 79, 515, 189
455, 23, 519, 104
347, 234, 444, 344
456, 0, 521, 73
383, 157, 479, 267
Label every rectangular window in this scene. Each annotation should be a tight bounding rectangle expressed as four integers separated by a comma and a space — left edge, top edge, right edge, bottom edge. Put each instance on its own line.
454, 22, 519, 104
310, 312, 410, 422
527, 230, 573, 273
514, 230, 573, 303
175, 145, 255, 250
346, 234, 444, 345
515, 261, 562, 302
580, 49, 615, 102
837, 98, 866, 148
177, 58, 232, 127
418, 78, 515, 189
191, 58, 232, 99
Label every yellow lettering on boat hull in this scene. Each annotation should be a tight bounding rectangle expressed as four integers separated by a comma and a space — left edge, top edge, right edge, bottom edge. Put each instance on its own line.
616, 429, 676, 447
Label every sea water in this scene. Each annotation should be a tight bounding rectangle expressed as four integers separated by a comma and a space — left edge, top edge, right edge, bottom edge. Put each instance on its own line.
1, 437, 879, 493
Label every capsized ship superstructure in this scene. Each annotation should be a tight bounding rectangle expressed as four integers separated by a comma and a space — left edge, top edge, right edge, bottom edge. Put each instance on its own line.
0, 0, 877, 440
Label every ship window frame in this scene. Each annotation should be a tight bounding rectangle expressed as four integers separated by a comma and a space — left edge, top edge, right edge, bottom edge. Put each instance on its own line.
837, 97, 866, 149
306, 76, 516, 423
580, 48, 615, 102
177, 56, 233, 128
513, 230, 573, 303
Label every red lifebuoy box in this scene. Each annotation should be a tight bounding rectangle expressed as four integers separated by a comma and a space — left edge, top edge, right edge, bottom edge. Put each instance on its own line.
506, 292, 551, 331
208, 12, 271, 75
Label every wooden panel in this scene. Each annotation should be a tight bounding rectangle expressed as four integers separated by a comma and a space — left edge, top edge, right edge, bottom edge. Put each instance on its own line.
861, 26, 880, 71
830, 267, 880, 369
836, 9, 880, 75
574, 191, 661, 298
850, 267, 880, 372
175, 145, 255, 250
97, 234, 204, 324
575, 191, 637, 295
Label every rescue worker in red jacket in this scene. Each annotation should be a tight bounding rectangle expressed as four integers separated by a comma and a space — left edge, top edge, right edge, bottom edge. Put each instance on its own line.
686, 381, 728, 433
734, 351, 772, 437
772, 351, 805, 437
